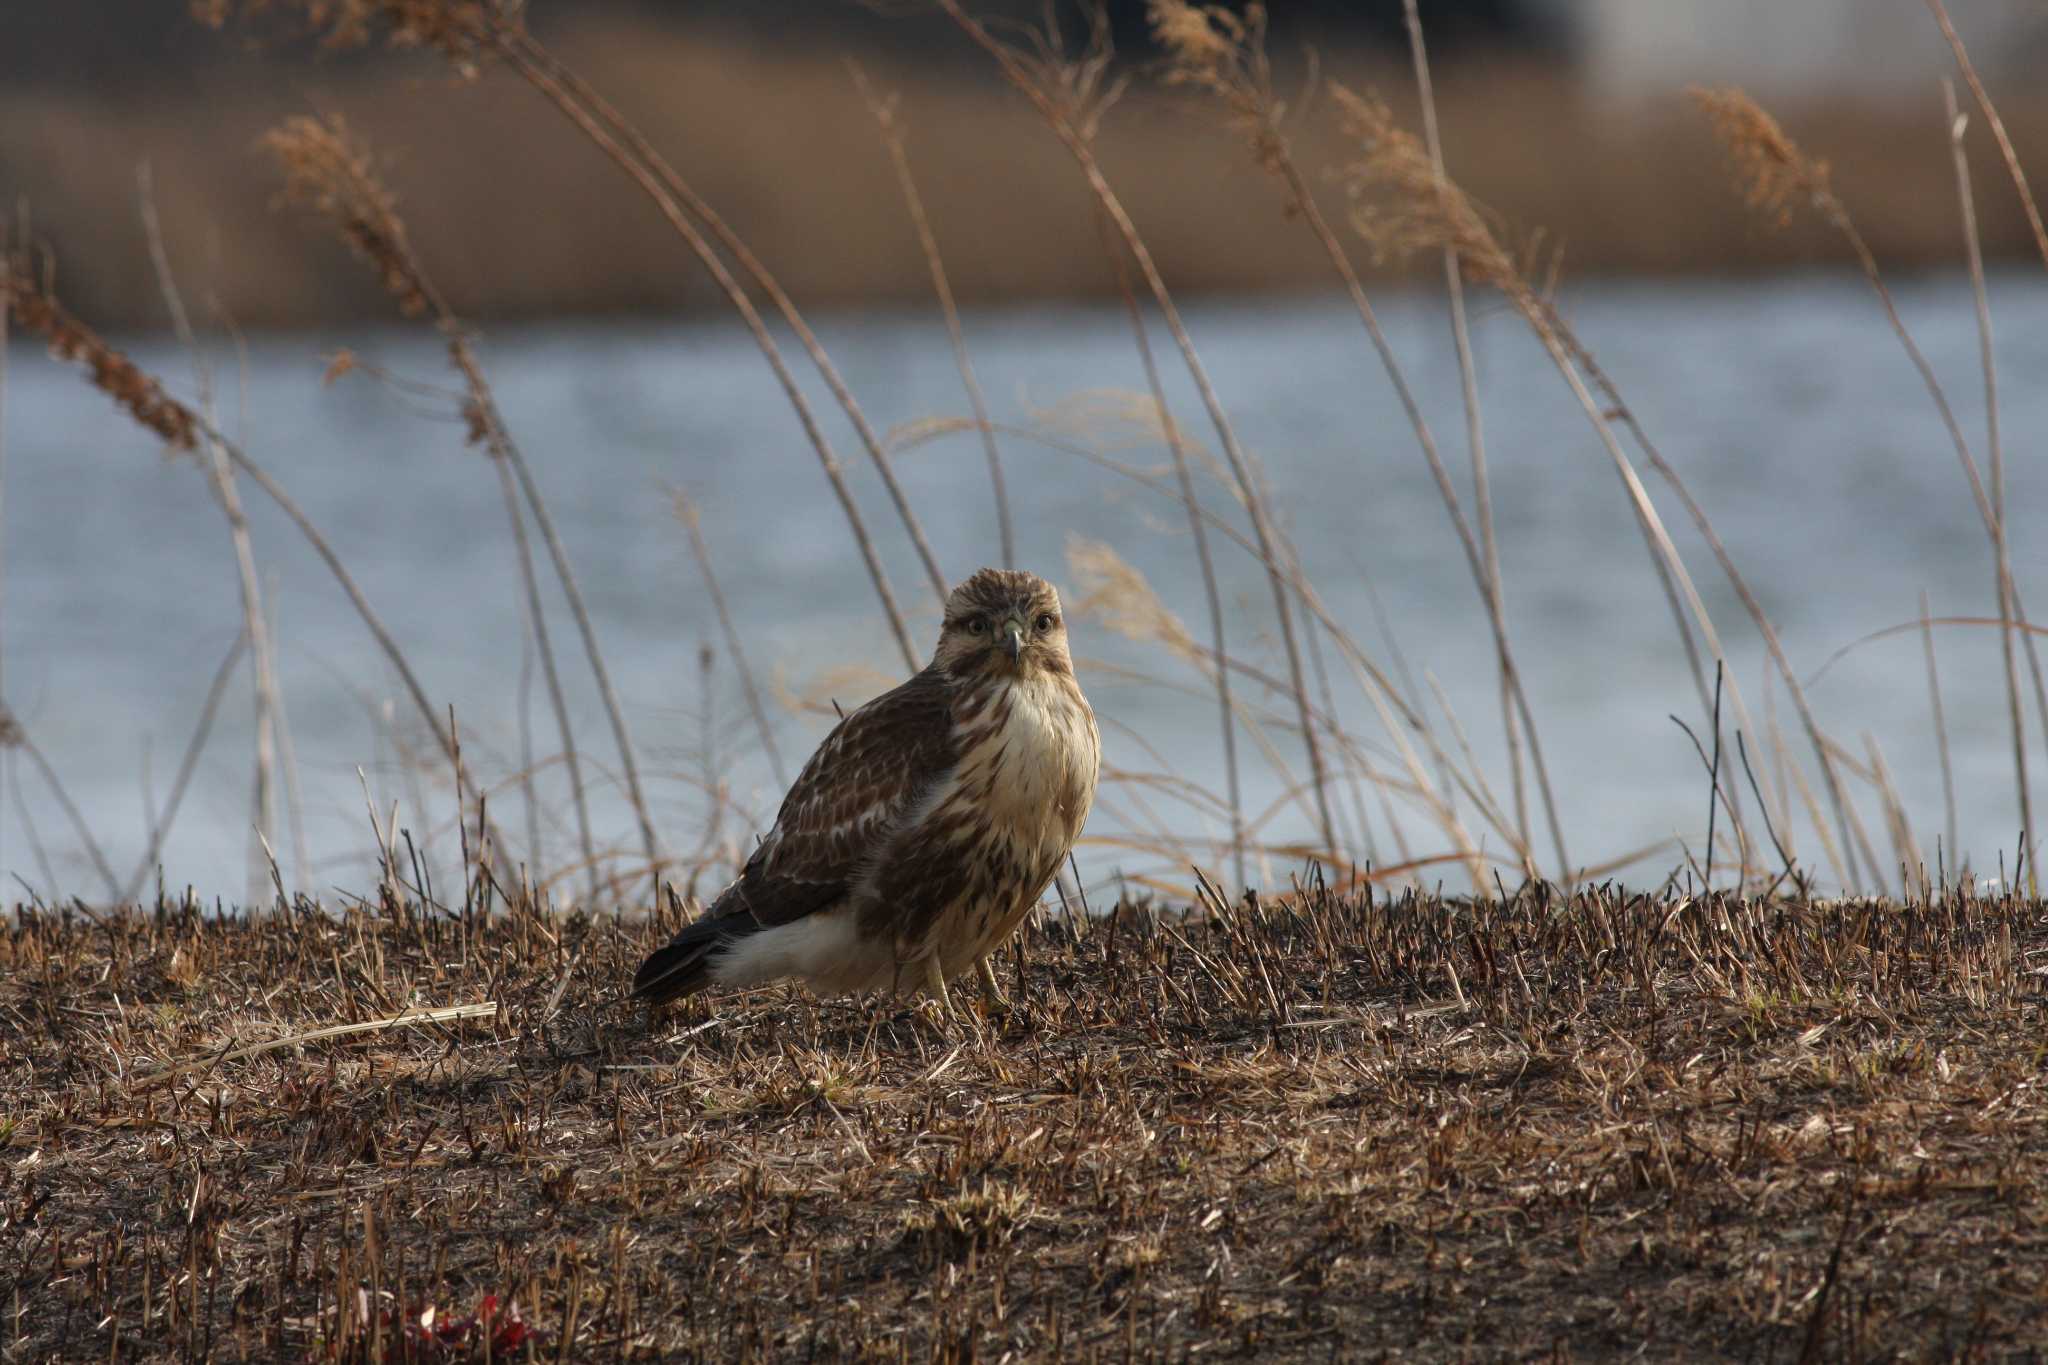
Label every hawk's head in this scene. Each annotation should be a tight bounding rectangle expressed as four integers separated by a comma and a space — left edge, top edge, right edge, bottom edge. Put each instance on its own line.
934, 568, 1072, 681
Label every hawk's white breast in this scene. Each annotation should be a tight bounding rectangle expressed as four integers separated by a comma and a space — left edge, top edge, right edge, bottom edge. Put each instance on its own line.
960, 673, 1096, 870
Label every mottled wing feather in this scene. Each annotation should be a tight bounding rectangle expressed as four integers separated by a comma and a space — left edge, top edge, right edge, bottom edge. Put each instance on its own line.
723, 668, 957, 928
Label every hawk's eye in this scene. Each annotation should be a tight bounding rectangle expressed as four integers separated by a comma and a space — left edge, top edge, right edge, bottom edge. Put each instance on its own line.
1035, 614, 1057, 632
967, 618, 987, 635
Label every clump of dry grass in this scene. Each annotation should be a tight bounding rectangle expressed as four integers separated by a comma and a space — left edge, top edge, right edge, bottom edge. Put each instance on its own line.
7, 880, 2048, 1359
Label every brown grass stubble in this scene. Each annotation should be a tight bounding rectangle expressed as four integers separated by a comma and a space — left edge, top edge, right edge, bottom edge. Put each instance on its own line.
4, 881, 2047, 1359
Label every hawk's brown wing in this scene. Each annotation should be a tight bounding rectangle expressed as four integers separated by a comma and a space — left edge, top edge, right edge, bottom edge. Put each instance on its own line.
722, 667, 958, 928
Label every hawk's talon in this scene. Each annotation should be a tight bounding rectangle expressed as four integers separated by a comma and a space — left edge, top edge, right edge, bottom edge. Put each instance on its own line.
975, 957, 1011, 1016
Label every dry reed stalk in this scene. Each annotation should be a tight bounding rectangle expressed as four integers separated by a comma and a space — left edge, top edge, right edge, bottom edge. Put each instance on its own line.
1865, 732, 1922, 884
7, 738, 59, 898
265, 112, 655, 896
1301, 582, 1381, 869
202, 420, 486, 834
1553, 334, 1855, 887
497, 29, 950, 610
492, 452, 594, 896
968, 412, 1501, 870
1920, 590, 1959, 863
1697, 85, 2036, 886
672, 490, 786, 789
138, 165, 285, 900
941, 0, 1336, 857
1326, 86, 1798, 882
1093, 216, 1246, 890
463, 42, 918, 672
1425, 671, 1523, 862
855, 68, 1015, 572
122, 631, 247, 902
1400, 0, 1524, 854
1153, 0, 1562, 880
1943, 78, 2030, 891
1924, 0, 2048, 273
986, 406, 1491, 872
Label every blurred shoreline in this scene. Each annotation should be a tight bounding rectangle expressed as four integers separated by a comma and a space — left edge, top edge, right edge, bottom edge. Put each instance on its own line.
7, 15, 2048, 330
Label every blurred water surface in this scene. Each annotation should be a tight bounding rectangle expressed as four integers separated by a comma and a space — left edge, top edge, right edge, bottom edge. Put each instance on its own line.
9, 269, 2047, 901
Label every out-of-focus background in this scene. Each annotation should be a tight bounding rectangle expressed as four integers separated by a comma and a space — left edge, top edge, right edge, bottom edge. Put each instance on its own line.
13, 0, 2048, 325
6, 0, 2048, 903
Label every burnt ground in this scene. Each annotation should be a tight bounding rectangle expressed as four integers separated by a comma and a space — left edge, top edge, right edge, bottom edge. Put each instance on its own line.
4, 880, 2046, 1360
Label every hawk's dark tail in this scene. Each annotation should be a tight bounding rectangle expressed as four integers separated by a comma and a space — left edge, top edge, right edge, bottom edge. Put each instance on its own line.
631, 913, 761, 1006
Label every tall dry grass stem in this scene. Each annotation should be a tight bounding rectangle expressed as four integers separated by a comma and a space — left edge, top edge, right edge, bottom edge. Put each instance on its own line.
942, 0, 1336, 856
672, 490, 787, 789
123, 631, 247, 903
13, 723, 121, 902
1553, 335, 1869, 887
1152, 0, 1563, 879
1399, 0, 1524, 853
266, 112, 655, 896
1697, 85, 2036, 888
1333, 85, 1773, 882
1920, 590, 1959, 862
488, 451, 596, 899
477, 36, 919, 672
1924, 0, 2048, 272
138, 164, 286, 900
978, 412, 1498, 878
854, 67, 1015, 572
499, 29, 950, 609
1094, 217, 1246, 890
1943, 78, 2030, 891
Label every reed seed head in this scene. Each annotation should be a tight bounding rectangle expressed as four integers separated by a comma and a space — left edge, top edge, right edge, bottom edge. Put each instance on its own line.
1692, 86, 1837, 228
2, 257, 198, 451
264, 114, 434, 319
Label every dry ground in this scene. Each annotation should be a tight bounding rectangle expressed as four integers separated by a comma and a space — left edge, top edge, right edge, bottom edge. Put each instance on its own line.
4, 880, 2046, 1360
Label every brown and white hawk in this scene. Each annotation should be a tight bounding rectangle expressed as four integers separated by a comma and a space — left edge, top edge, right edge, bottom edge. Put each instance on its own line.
633, 568, 1099, 1013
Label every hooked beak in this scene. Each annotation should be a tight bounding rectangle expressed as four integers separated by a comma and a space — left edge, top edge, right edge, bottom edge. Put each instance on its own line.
1002, 616, 1026, 662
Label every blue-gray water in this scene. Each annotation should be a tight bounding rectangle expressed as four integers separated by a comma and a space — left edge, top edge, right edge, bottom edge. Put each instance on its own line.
8, 270, 2046, 903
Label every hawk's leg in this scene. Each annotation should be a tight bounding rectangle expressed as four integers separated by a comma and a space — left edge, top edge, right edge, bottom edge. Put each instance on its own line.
922, 955, 955, 1014
975, 956, 1010, 1015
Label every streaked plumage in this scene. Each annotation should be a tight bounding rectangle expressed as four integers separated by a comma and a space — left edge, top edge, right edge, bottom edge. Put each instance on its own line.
633, 568, 1099, 1012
